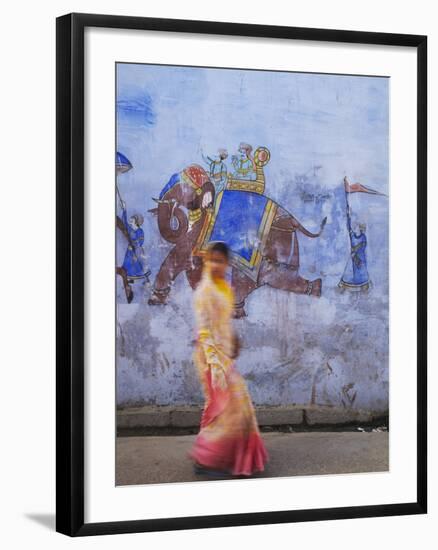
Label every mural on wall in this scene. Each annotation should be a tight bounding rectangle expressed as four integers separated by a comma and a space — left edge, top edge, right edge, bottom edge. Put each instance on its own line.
148, 144, 327, 317
115, 63, 389, 412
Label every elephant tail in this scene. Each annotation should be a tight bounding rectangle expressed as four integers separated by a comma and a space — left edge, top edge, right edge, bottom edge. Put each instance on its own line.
271, 215, 327, 238
295, 216, 327, 238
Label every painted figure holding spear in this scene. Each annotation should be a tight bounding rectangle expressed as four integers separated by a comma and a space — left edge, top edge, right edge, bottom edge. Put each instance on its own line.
339, 176, 386, 292
115, 152, 150, 303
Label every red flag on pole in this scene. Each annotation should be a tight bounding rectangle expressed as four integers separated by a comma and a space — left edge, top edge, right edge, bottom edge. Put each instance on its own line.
343, 176, 386, 196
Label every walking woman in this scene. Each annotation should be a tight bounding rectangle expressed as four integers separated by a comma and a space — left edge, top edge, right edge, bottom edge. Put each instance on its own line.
190, 242, 268, 477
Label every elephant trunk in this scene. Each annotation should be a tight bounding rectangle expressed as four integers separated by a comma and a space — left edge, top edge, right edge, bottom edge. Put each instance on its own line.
157, 201, 188, 243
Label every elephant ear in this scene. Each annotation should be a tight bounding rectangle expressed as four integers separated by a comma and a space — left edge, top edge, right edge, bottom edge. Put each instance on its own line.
200, 181, 215, 209
186, 180, 215, 211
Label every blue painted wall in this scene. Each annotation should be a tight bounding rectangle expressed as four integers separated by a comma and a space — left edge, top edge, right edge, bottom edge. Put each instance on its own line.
116, 63, 389, 413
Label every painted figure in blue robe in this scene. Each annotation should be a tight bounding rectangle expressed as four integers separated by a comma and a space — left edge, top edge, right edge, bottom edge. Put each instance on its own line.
116, 201, 150, 303
122, 209, 146, 277
202, 148, 228, 195
231, 143, 256, 181
339, 208, 370, 291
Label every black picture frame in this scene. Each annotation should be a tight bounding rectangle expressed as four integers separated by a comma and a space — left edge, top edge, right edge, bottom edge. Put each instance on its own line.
56, 12, 427, 537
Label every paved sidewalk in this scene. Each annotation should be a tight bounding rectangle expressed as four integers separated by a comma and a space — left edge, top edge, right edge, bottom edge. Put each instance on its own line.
116, 431, 388, 486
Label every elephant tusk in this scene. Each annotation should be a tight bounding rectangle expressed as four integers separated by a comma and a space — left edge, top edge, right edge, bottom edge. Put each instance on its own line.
153, 197, 175, 206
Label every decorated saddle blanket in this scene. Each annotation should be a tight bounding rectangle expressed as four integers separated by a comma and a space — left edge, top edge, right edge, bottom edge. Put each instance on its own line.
197, 190, 277, 281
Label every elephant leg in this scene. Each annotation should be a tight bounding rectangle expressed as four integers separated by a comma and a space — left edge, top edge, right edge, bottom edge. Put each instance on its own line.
148, 245, 190, 305
264, 225, 300, 270
263, 226, 293, 265
231, 267, 257, 318
185, 255, 203, 290
116, 266, 133, 304
259, 260, 322, 297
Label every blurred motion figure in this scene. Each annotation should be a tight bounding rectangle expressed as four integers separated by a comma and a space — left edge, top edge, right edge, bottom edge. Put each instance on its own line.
190, 242, 268, 476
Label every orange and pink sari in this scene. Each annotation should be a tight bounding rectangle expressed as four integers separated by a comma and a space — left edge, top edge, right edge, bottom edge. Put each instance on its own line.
190, 268, 268, 476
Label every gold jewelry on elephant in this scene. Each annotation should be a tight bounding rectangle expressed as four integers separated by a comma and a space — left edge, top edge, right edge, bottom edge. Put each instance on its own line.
188, 208, 202, 224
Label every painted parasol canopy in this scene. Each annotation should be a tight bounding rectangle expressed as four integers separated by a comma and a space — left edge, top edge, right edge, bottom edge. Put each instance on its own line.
116, 151, 133, 174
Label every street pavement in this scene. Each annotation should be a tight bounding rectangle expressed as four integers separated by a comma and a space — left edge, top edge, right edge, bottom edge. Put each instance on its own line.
116, 431, 388, 486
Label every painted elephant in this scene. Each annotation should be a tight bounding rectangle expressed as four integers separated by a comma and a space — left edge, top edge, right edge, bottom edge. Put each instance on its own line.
149, 164, 326, 317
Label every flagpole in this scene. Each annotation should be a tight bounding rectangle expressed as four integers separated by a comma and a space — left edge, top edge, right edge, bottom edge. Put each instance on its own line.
338, 177, 352, 290
343, 176, 351, 231
116, 182, 124, 208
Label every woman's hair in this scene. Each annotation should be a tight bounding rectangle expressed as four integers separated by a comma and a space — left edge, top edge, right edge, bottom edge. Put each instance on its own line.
208, 241, 229, 260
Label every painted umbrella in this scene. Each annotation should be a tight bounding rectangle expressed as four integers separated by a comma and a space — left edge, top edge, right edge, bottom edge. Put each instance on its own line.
115, 152, 133, 207
116, 151, 133, 174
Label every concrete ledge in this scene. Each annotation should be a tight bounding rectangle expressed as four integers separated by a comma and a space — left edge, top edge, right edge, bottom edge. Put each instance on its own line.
304, 406, 375, 426
118, 406, 173, 428
257, 407, 303, 426
117, 405, 386, 430
170, 408, 202, 428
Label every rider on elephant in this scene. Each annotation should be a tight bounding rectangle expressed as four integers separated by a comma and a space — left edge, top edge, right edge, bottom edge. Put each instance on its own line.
231, 143, 256, 181
202, 148, 228, 195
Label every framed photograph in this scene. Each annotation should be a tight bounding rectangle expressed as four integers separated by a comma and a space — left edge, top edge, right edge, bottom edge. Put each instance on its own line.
56, 13, 427, 536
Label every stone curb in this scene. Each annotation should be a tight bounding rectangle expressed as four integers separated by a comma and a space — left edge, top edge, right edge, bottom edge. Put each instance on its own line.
117, 405, 387, 429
